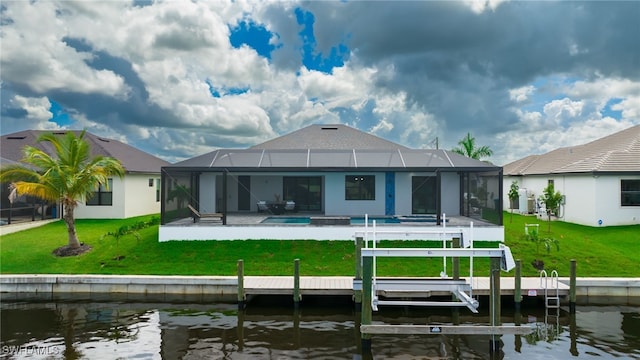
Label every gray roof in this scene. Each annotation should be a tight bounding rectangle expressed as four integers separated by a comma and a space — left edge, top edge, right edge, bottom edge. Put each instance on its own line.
1, 130, 169, 174
170, 124, 499, 172
504, 124, 640, 175
251, 124, 411, 150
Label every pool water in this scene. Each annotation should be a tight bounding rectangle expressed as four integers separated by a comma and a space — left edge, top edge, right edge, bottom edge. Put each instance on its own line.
260, 216, 402, 225
260, 216, 311, 224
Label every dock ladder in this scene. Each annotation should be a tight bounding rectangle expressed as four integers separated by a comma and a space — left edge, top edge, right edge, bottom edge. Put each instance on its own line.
539, 269, 561, 340
540, 269, 560, 309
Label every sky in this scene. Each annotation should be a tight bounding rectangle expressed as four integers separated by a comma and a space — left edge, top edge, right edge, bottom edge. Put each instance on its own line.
1, 0, 639, 165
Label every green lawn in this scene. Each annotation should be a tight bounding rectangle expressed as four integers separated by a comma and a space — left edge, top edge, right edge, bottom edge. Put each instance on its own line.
1, 213, 638, 277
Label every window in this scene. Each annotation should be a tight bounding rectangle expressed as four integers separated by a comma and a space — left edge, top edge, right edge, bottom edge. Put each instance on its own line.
156, 179, 161, 202
345, 175, 375, 200
86, 179, 113, 206
149, 178, 154, 187
621, 180, 640, 206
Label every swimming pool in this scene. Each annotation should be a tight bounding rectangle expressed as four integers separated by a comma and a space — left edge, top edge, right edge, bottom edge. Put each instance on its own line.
260, 216, 402, 225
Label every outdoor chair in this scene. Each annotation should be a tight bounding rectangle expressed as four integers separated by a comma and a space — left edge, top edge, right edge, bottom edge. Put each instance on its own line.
187, 204, 223, 223
257, 201, 269, 212
284, 201, 296, 211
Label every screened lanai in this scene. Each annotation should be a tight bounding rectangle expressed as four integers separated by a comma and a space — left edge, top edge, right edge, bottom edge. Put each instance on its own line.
160, 148, 503, 226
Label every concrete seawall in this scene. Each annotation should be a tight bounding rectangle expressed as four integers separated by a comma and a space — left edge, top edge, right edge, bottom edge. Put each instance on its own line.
1, 274, 639, 305
0, 274, 237, 297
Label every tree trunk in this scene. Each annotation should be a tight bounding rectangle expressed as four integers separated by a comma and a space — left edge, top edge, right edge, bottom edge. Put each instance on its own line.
63, 204, 81, 248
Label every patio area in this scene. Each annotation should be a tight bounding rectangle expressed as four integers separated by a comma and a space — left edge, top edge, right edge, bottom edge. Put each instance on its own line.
159, 213, 503, 242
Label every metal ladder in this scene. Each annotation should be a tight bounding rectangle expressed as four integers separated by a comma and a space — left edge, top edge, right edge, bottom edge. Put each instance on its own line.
539, 269, 560, 309
539, 269, 561, 341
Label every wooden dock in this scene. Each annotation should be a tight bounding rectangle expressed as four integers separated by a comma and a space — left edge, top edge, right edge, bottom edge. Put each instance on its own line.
242, 276, 569, 297
244, 276, 354, 296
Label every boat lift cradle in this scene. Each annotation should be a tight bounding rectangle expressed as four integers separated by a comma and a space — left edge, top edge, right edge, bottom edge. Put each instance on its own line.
353, 215, 516, 314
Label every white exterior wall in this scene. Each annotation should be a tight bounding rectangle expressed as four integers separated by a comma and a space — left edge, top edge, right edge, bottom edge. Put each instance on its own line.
504, 174, 640, 227
199, 173, 217, 213
561, 175, 596, 225
122, 174, 162, 218
394, 173, 412, 215
441, 172, 460, 216
75, 174, 161, 219
593, 175, 640, 227
324, 172, 385, 216
75, 176, 125, 219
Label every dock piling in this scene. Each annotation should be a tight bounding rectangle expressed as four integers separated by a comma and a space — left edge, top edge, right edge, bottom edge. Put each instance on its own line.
514, 259, 522, 311
294, 258, 301, 308
355, 236, 363, 311
237, 259, 245, 309
361, 255, 373, 351
489, 257, 502, 353
570, 259, 577, 313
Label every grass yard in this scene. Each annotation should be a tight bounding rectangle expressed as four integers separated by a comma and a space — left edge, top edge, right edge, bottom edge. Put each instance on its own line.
0, 213, 638, 277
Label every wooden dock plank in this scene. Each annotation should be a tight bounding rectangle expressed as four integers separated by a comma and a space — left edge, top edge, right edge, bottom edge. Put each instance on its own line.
242, 276, 569, 297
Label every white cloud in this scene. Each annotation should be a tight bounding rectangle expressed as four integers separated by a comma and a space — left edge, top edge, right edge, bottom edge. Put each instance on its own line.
463, 0, 509, 14
2, 0, 638, 166
563, 78, 640, 120
543, 98, 584, 123
509, 85, 535, 103
11, 96, 52, 122
0, 1, 127, 96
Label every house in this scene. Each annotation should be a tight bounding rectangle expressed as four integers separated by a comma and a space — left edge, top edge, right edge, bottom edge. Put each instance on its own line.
503, 124, 640, 227
160, 124, 504, 241
1, 130, 170, 220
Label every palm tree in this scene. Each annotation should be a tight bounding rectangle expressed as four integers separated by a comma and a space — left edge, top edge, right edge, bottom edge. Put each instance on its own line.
0, 131, 124, 251
451, 132, 493, 160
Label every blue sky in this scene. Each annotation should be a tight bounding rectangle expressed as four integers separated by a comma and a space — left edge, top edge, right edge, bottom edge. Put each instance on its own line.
1, 1, 638, 165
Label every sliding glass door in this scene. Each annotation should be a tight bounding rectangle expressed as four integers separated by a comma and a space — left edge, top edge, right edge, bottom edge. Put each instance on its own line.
412, 176, 437, 214
283, 176, 322, 212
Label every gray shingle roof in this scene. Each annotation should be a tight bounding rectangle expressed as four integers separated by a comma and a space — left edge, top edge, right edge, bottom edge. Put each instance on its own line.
1, 130, 169, 173
251, 124, 411, 150
504, 124, 640, 175
171, 124, 499, 171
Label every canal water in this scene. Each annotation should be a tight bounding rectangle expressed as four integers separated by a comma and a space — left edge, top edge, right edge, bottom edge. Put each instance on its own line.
1, 295, 639, 359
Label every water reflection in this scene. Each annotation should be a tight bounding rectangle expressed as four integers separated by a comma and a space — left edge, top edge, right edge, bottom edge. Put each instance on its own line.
1, 295, 639, 359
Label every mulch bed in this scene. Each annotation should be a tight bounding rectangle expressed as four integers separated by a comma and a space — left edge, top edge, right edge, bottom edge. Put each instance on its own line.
52, 244, 92, 257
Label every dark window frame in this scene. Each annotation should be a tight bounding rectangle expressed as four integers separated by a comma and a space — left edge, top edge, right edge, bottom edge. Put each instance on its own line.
345, 175, 375, 200
86, 179, 114, 206
621, 179, 640, 207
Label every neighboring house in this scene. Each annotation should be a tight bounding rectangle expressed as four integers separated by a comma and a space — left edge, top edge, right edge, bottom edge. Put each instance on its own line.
503, 124, 640, 227
1, 130, 170, 220
160, 124, 504, 240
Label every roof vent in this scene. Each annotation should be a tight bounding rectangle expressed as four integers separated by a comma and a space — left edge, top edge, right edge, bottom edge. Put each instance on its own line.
6, 136, 26, 140
97, 137, 110, 142
321, 126, 338, 130
53, 131, 67, 135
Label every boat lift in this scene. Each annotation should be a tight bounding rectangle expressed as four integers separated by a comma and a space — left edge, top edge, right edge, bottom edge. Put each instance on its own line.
353, 214, 516, 314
